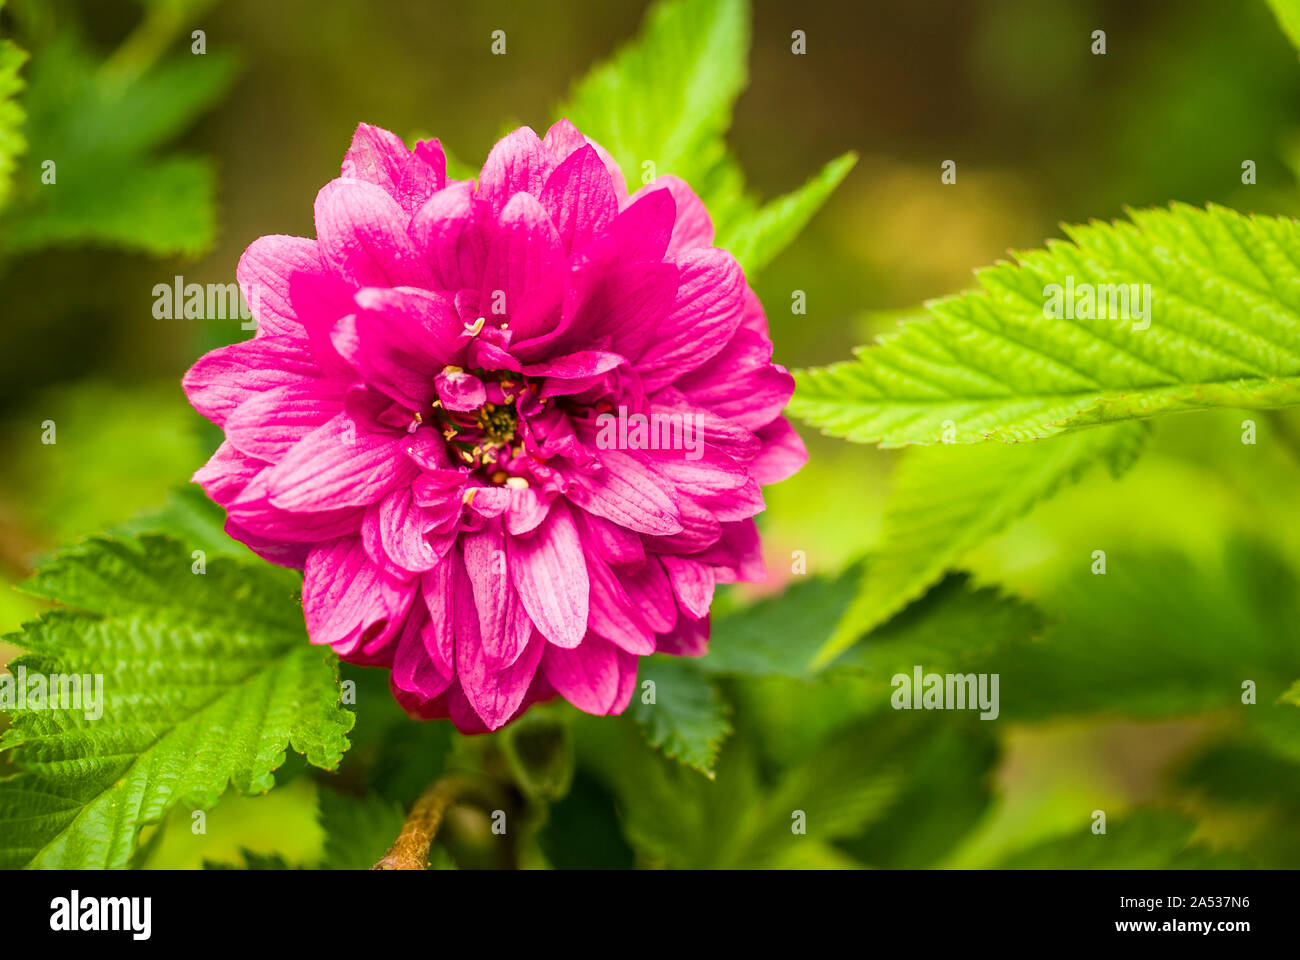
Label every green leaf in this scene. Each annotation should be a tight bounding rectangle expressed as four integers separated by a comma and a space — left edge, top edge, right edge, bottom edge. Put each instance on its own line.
1283, 678, 1300, 706
989, 539, 1300, 721
110, 485, 256, 561
703, 563, 1043, 682
718, 151, 857, 276
1, 31, 235, 255
838, 720, 999, 868
317, 788, 404, 870
0, 535, 352, 869
556, 0, 849, 275
0, 34, 27, 211
629, 657, 732, 776
791, 204, 1300, 446
203, 849, 299, 870
812, 422, 1146, 667
1267, 0, 1300, 56
498, 709, 574, 800
574, 716, 899, 868
993, 810, 1249, 869
557, 0, 748, 194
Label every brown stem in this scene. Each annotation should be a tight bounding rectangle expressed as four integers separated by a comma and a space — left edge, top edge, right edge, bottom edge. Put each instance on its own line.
372, 774, 474, 870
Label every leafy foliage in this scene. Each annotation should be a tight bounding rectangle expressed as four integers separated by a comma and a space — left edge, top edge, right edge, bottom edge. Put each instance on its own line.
629, 656, 732, 776
0, 535, 351, 868
0, 7, 27, 212
986, 539, 1300, 722
558, 0, 855, 275
704, 563, 1044, 682
792, 204, 1300, 446
0, 12, 235, 255
994, 810, 1248, 869
813, 422, 1146, 666
317, 787, 404, 870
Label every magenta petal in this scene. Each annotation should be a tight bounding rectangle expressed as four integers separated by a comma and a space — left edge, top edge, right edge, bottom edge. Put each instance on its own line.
420, 558, 457, 675
586, 554, 656, 655
435, 367, 487, 412
456, 606, 546, 732
635, 249, 746, 393
477, 126, 555, 213
674, 327, 794, 429
564, 450, 682, 536
224, 380, 346, 463
349, 286, 464, 409
656, 614, 710, 657
463, 521, 532, 667
693, 519, 765, 583
410, 180, 488, 290
541, 635, 624, 715
390, 599, 452, 699
661, 555, 715, 620
540, 144, 618, 254
594, 186, 675, 264
542, 119, 628, 200
265, 413, 416, 511
369, 485, 439, 573
479, 191, 564, 323
341, 124, 411, 194
622, 557, 677, 634
397, 139, 448, 215
303, 536, 414, 655
237, 235, 354, 341
575, 510, 645, 566
750, 417, 808, 485
193, 442, 264, 507
505, 486, 549, 536
508, 499, 589, 648
314, 178, 426, 287
182, 336, 322, 427
630, 176, 713, 256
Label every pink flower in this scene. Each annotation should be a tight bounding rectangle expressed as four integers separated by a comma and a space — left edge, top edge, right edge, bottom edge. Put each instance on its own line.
183, 121, 806, 732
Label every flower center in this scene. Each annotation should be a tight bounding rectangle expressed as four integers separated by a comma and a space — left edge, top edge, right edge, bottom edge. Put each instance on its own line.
476, 402, 518, 446
427, 375, 529, 483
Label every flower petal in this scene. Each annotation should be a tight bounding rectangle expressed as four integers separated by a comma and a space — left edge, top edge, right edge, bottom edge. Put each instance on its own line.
182, 336, 322, 426
224, 380, 347, 462
477, 126, 555, 213
563, 450, 682, 536
479, 191, 564, 323
409, 180, 488, 290
508, 499, 589, 648
541, 634, 626, 715
265, 413, 416, 511
540, 144, 618, 254
303, 536, 414, 655
314, 178, 426, 287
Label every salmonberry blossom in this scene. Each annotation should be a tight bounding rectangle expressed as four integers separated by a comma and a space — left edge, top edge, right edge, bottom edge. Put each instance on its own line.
183, 121, 806, 731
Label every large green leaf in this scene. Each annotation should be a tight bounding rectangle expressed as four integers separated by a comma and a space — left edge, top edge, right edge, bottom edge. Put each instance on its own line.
717, 150, 857, 276
0, 535, 351, 869
574, 716, 899, 868
1267, 0, 1300, 55
0, 26, 26, 211
317, 788, 404, 871
1, 29, 235, 255
792, 204, 1300, 446
557, 0, 851, 275
812, 422, 1146, 666
629, 657, 732, 777
987, 539, 1300, 722
703, 564, 1044, 682
994, 810, 1249, 869
557, 0, 748, 198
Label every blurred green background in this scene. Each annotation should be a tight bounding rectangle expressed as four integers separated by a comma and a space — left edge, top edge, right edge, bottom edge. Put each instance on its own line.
3, 0, 1300, 868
